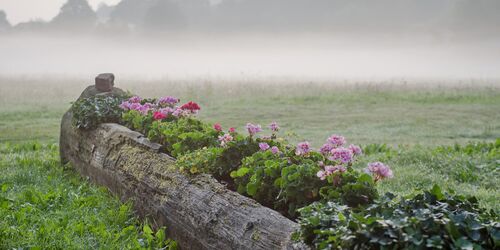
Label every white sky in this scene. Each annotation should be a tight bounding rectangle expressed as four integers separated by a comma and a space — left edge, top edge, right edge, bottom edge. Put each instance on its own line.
0, 0, 121, 25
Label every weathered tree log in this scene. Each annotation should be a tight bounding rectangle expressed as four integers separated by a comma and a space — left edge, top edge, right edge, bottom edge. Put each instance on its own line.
60, 79, 306, 250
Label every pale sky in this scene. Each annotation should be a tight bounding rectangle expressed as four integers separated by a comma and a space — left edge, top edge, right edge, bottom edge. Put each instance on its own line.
0, 0, 121, 25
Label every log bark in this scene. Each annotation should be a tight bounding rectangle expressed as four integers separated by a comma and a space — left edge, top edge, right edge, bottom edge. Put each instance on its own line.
60, 85, 307, 250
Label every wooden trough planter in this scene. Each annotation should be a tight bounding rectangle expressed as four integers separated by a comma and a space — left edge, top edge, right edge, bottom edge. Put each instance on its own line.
60, 78, 307, 250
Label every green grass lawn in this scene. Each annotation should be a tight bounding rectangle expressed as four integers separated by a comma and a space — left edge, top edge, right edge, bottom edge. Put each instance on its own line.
0, 76, 499, 247
0, 142, 176, 249
356, 141, 499, 211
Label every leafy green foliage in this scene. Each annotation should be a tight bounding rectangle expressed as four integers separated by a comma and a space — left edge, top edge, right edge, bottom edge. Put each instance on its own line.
71, 94, 127, 130
0, 142, 177, 249
121, 110, 155, 135
227, 138, 381, 218
319, 169, 378, 208
147, 118, 221, 158
296, 185, 499, 249
177, 134, 260, 180
177, 146, 224, 175
231, 150, 287, 208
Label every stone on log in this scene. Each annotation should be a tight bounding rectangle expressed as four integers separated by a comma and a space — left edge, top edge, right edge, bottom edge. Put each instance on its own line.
95, 73, 115, 92
60, 77, 307, 250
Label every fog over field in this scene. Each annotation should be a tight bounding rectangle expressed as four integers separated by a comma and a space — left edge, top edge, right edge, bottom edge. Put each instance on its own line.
1, 34, 500, 80
0, 0, 499, 81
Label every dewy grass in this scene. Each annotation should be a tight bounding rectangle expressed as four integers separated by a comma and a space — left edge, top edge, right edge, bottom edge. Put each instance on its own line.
0, 142, 176, 249
356, 140, 500, 211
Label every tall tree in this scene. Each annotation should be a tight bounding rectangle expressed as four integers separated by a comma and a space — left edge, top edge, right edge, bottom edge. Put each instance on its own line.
51, 0, 96, 29
109, 0, 155, 29
142, 0, 187, 32
0, 10, 11, 31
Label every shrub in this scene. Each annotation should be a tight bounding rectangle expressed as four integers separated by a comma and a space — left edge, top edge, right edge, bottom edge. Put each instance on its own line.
177, 134, 260, 180
71, 94, 127, 130
296, 185, 500, 249
177, 147, 224, 175
318, 169, 378, 208
233, 149, 328, 217
147, 118, 221, 158
118, 95, 218, 158
122, 110, 155, 135
231, 135, 379, 218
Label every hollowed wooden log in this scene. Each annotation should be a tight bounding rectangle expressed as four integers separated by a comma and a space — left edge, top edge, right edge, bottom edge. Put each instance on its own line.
59, 83, 306, 250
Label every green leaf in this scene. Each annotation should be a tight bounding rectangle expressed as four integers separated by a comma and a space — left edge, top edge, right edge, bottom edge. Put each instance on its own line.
431, 184, 445, 200
143, 224, 153, 236
236, 167, 250, 177
247, 182, 258, 196
1, 183, 9, 192
357, 173, 373, 183
155, 228, 166, 245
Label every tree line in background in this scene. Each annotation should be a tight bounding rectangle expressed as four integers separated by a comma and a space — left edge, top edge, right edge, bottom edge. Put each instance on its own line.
0, 0, 499, 37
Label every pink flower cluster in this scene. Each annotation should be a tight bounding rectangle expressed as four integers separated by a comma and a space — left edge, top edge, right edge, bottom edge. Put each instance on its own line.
258, 142, 279, 154
327, 134, 346, 148
329, 147, 354, 164
311, 133, 392, 182
157, 96, 179, 107
349, 144, 362, 156
296, 141, 311, 156
214, 123, 223, 132
365, 162, 393, 181
319, 134, 362, 164
245, 121, 283, 137
316, 165, 346, 180
259, 142, 270, 151
120, 95, 201, 120
246, 123, 262, 136
218, 133, 233, 147
153, 111, 167, 120
269, 122, 280, 133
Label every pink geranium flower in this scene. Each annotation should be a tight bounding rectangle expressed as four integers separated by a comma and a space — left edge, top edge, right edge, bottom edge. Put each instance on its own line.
329, 147, 353, 164
349, 144, 362, 156
157, 96, 179, 106
128, 96, 142, 103
296, 141, 311, 156
181, 101, 201, 113
153, 111, 167, 121
214, 123, 222, 132
259, 143, 270, 151
320, 143, 335, 156
365, 162, 393, 182
327, 134, 346, 148
246, 123, 262, 136
269, 122, 280, 133
119, 101, 131, 110
271, 146, 280, 154
317, 170, 328, 180
218, 133, 234, 147
325, 165, 346, 174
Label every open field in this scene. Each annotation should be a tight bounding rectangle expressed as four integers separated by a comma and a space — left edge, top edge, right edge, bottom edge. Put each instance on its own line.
1, 76, 499, 212
1, 76, 499, 146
